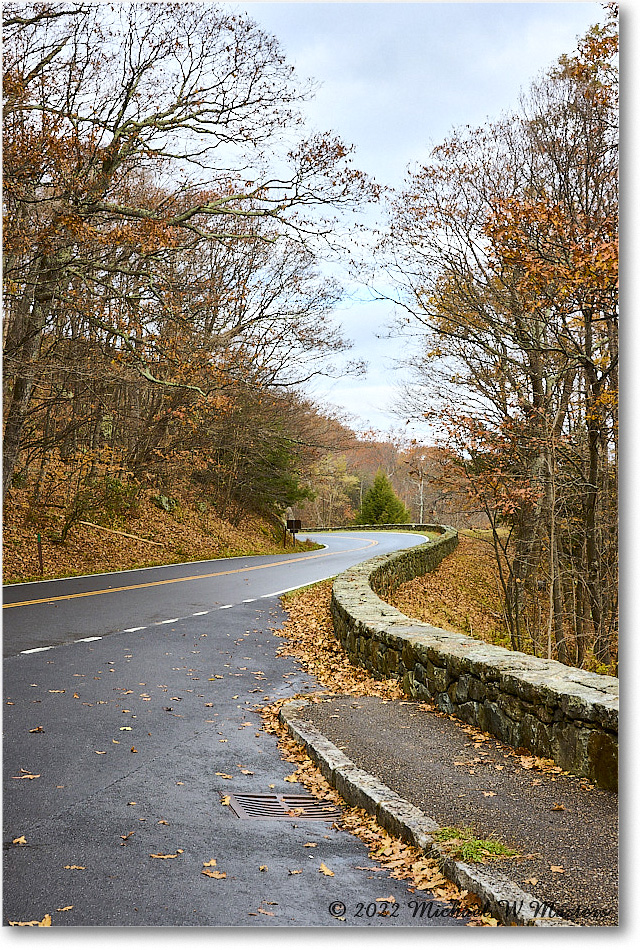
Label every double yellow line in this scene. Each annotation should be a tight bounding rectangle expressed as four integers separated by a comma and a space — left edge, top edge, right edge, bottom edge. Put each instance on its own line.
3, 539, 378, 609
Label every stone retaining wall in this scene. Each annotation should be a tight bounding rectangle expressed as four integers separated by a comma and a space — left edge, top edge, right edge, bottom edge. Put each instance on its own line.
330, 527, 618, 791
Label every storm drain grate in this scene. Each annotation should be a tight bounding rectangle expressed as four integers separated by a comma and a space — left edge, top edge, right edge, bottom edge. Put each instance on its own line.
227, 793, 342, 821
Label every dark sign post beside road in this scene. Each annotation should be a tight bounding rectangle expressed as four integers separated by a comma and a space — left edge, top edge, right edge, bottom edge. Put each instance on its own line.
285, 519, 302, 545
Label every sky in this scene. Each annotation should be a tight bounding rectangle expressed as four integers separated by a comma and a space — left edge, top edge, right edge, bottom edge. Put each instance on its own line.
219, 1, 612, 438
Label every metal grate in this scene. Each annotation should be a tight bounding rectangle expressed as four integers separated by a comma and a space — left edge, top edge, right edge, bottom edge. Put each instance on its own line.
227, 793, 342, 821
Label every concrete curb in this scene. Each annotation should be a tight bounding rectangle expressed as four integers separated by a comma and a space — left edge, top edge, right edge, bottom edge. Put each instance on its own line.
279, 697, 578, 928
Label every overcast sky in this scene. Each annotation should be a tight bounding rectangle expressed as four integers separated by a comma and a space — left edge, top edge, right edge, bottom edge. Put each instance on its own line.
219, 1, 611, 438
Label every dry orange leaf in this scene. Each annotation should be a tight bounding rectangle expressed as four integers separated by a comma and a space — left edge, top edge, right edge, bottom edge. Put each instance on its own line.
9, 915, 52, 927
319, 862, 334, 877
203, 859, 217, 867
550, 865, 565, 873
202, 869, 226, 879
57, 905, 73, 912
12, 836, 27, 846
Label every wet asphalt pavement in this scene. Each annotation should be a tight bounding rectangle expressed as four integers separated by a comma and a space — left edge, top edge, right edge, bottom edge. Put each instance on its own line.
3, 533, 468, 928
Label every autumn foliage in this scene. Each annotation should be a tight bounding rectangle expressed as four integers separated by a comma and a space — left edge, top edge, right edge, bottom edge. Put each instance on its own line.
381, 8, 618, 670
2, 3, 377, 543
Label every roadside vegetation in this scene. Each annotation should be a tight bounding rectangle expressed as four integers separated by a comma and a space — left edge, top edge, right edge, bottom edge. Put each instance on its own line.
389, 532, 616, 675
2, 480, 319, 584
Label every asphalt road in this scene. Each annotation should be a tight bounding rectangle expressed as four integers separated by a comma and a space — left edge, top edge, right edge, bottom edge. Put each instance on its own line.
3, 531, 468, 929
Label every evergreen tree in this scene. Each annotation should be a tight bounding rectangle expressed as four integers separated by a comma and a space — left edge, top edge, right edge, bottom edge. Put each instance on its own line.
356, 470, 411, 524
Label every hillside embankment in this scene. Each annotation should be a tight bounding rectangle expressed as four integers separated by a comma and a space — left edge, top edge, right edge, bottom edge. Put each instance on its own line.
2, 484, 316, 584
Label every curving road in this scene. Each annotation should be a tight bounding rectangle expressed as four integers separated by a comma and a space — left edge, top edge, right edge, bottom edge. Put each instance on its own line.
2, 532, 467, 928
3, 531, 424, 657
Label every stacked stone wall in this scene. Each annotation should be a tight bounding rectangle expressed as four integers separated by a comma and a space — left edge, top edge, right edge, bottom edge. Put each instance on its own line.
330, 527, 618, 791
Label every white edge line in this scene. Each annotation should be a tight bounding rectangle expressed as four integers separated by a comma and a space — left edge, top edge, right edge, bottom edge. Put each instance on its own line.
123, 626, 146, 633
192, 611, 209, 616
77, 636, 102, 642
157, 618, 179, 625
219, 604, 234, 609
20, 646, 52, 654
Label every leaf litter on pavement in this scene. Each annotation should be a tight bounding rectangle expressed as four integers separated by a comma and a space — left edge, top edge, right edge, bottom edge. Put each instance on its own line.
260, 697, 491, 926
256, 579, 505, 925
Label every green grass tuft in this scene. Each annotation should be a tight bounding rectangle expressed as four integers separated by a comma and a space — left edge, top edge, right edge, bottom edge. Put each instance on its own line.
434, 825, 518, 862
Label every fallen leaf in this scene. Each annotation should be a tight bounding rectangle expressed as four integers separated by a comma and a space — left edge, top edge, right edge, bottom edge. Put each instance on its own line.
9, 915, 52, 927
304, 843, 317, 848
48, 690, 65, 694
220, 796, 231, 806
120, 726, 132, 731
64, 865, 85, 870
150, 853, 180, 859
215, 772, 233, 779
259, 865, 268, 872
550, 865, 565, 873
158, 820, 169, 825
288, 869, 302, 875
551, 803, 565, 811
482, 791, 496, 797
377, 896, 397, 902
29, 726, 44, 733
56, 906, 73, 912
94, 751, 107, 755
12, 836, 27, 845
319, 862, 334, 877
201, 869, 226, 878
12, 773, 40, 779
284, 773, 298, 783
130, 747, 138, 753
524, 878, 539, 886
203, 859, 217, 867
256, 907, 274, 916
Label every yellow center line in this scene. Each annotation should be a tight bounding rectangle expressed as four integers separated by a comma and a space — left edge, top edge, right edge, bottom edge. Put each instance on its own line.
3, 539, 379, 609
